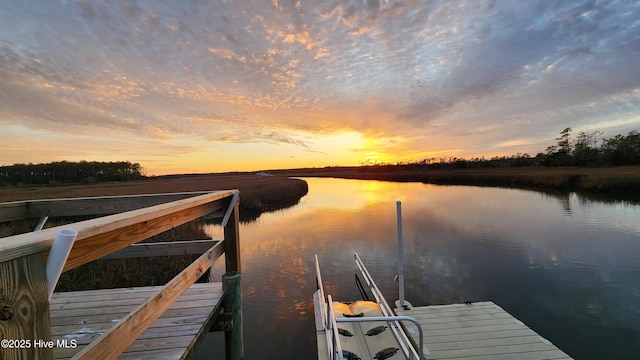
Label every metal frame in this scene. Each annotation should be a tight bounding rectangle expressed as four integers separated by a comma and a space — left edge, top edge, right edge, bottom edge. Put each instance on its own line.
354, 252, 422, 360
314, 253, 424, 360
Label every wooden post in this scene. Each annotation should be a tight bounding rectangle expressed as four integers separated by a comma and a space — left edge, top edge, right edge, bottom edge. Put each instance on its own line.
222, 192, 242, 359
222, 272, 243, 360
0, 253, 53, 360
223, 195, 240, 273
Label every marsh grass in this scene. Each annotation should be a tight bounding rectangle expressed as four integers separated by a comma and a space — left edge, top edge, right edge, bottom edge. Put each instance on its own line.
1, 175, 309, 291
0, 174, 309, 212
281, 166, 640, 195
55, 220, 209, 291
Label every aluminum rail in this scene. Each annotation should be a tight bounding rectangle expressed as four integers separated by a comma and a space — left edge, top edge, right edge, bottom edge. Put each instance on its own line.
316, 253, 425, 360
327, 295, 345, 360
335, 315, 424, 360
315, 254, 334, 359
354, 252, 423, 360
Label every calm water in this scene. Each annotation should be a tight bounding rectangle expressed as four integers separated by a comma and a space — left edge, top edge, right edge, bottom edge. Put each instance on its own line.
196, 177, 640, 360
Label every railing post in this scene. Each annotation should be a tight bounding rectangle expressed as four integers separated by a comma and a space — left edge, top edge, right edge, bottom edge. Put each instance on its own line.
222, 272, 243, 360
223, 193, 240, 273
222, 192, 242, 359
0, 253, 53, 360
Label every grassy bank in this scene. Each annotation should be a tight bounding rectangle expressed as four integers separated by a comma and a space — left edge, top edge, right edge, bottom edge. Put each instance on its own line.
278, 166, 640, 196
0, 174, 309, 214
0, 174, 308, 291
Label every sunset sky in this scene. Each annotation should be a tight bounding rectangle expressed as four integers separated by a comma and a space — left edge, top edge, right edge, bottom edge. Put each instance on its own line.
1, 1, 639, 175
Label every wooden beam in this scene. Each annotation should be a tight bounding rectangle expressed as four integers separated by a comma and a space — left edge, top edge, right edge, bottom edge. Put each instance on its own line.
70, 241, 224, 360
62, 200, 222, 272
0, 252, 52, 360
102, 240, 220, 259
23, 191, 217, 218
223, 194, 241, 273
0, 190, 235, 266
0, 201, 28, 223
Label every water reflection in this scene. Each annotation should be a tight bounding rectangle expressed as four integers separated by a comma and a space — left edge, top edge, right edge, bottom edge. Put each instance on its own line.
197, 178, 640, 360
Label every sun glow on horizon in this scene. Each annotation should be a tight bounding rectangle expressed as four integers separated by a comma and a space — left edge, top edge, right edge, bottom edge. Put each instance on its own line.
2, 1, 639, 175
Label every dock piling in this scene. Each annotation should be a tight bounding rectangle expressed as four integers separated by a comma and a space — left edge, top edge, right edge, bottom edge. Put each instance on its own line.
222, 272, 243, 360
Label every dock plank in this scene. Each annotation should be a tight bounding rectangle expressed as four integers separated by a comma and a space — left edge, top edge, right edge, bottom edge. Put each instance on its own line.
50, 282, 223, 360
396, 302, 572, 360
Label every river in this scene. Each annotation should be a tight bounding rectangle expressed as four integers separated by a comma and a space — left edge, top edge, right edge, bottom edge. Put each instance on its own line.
195, 177, 640, 359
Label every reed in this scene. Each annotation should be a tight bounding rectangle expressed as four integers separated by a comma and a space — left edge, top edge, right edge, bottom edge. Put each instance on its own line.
55, 220, 209, 291
281, 166, 640, 196
0, 174, 309, 212
0, 174, 309, 291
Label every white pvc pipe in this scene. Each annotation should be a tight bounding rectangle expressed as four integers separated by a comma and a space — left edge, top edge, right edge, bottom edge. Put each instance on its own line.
46, 229, 78, 300
34, 216, 48, 231
397, 201, 405, 308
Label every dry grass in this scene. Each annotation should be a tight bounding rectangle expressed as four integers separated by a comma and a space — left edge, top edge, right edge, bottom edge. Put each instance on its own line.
1, 174, 309, 290
55, 220, 210, 291
281, 166, 640, 195
0, 174, 308, 213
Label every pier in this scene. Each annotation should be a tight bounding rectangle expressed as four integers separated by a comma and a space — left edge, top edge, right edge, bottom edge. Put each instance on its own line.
0, 191, 243, 360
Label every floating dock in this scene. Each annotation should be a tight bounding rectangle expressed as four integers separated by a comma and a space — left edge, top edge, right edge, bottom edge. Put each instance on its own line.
395, 301, 572, 360
315, 252, 572, 360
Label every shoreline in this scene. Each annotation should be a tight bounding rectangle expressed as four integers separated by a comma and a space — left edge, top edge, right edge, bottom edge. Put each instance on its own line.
277, 165, 640, 198
0, 174, 309, 215
2, 166, 639, 212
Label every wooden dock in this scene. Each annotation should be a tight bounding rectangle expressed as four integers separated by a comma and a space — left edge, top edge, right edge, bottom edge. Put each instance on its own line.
0, 191, 244, 360
395, 301, 573, 360
50, 282, 223, 359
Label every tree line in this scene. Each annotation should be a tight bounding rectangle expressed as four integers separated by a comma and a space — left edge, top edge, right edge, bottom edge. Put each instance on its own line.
542, 128, 639, 166
0, 161, 144, 186
370, 128, 640, 170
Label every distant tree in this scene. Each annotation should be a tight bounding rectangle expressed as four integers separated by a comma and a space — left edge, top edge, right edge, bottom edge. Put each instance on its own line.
601, 130, 640, 165
544, 128, 574, 166
363, 127, 639, 171
573, 131, 602, 166
0, 161, 145, 186
556, 127, 573, 155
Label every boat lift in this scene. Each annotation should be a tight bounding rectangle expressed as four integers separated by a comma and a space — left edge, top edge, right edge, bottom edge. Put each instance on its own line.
314, 252, 424, 360
313, 201, 425, 360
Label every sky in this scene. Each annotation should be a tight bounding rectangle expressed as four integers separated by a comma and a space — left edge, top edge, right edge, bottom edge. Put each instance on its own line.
1, 0, 639, 175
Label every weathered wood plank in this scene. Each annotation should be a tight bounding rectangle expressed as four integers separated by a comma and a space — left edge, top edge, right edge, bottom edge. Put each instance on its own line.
0, 201, 28, 223
102, 240, 219, 260
116, 348, 186, 360
0, 252, 52, 360
62, 200, 226, 272
0, 190, 234, 266
223, 194, 240, 273
50, 283, 223, 360
50, 289, 215, 312
70, 242, 223, 359
33, 192, 217, 218
2, 191, 238, 360
50, 300, 218, 318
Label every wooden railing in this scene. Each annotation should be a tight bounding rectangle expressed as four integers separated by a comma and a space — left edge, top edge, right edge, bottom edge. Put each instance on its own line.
0, 190, 242, 360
